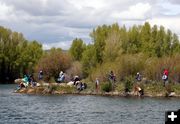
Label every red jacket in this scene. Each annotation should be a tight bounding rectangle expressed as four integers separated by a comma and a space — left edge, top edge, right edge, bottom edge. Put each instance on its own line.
163, 69, 168, 76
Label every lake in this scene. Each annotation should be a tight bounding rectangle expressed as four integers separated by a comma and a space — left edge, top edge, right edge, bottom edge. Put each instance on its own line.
0, 84, 180, 124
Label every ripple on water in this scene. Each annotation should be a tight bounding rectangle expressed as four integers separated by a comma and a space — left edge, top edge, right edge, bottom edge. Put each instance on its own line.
1, 85, 180, 124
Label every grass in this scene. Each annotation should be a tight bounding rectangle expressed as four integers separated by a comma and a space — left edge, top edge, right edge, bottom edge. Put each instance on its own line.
171, 83, 180, 95
115, 82, 124, 92
21, 80, 180, 97
143, 82, 166, 96
50, 85, 75, 93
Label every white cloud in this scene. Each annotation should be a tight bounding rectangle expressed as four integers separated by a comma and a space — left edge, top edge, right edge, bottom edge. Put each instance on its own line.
68, 0, 106, 10
0, 1, 14, 21
0, 0, 179, 50
111, 3, 152, 20
157, 1, 180, 15
42, 41, 72, 50
147, 16, 180, 34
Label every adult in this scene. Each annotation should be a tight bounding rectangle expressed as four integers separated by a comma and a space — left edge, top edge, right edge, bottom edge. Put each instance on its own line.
73, 75, 80, 85
162, 69, 169, 86
135, 72, 142, 82
95, 78, 100, 92
108, 71, 116, 91
57, 71, 65, 83
109, 71, 116, 82
38, 70, 43, 80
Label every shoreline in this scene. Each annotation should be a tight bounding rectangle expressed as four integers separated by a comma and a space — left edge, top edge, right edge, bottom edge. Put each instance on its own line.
14, 85, 180, 98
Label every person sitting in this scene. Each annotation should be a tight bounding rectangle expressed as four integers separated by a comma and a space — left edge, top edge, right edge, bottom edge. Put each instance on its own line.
57, 71, 65, 83
29, 74, 36, 87
76, 81, 87, 91
20, 75, 29, 88
73, 75, 80, 85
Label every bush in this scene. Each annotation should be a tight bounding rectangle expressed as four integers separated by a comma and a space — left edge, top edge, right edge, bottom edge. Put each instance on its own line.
66, 61, 83, 79
144, 54, 180, 82
124, 76, 134, 92
35, 48, 72, 82
90, 53, 146, 82
101, 82, 112, 92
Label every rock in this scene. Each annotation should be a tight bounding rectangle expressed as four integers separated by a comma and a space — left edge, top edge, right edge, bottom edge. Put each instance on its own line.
36, 83, 41, 87
14, 79, 22, 84
35, 87, 45, 94
112, 91, 119, 95
168, 92, 176, 97
18, 88, 27, 93
59, 83, 67, 87
67, 81, 74, 86
42, 83, 50, 86
27, 88, 35, 94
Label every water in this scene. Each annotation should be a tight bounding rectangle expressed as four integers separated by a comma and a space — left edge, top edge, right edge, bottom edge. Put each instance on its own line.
0, 84, 180, 124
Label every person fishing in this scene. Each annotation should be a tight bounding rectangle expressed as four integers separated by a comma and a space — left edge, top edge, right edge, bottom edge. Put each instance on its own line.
95, 78, 100, 92
135, 72, 142, 82
57, 71, 65, 83
38, 70, 43, 80
162, 68, 169, 86
108, 71, 116, 90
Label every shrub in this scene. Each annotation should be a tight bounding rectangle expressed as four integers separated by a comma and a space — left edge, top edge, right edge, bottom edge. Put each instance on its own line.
101, 82, 112, 92
124, 76, 134, 92
66, 61, 83, 79
144, 54, 180, 82
35, 48, 72, 82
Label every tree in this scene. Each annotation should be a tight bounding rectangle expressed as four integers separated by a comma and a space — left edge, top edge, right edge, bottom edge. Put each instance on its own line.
0, 26, 43, 82
81, 45, 97, 77
140, 22, 151, 54
35, 48, 72, 81
127, 25, 141, 54
90, 25, 110, 63
69, 38, 85, 61
103, 24, 122, 61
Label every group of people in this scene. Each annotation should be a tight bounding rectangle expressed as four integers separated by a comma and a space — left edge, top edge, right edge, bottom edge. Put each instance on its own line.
72, 75, 87, 91
16, 74, 36, 90
94, 69, 169, 95
16, 68, 169, 94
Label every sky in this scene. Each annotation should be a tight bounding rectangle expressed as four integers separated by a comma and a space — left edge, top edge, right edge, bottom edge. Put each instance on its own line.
0, 0, 180, 50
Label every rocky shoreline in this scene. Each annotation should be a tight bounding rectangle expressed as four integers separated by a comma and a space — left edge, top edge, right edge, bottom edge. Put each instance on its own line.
14, 83, 180, 98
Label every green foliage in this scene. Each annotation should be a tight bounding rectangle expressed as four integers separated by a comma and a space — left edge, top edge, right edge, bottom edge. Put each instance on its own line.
81, 22, 180, 80
81, 45, 97, 77
124, 76, 134, 92
0, 26, 43, 82
69, 38, 86, 61
144, 54, 180, 82
90, 25, 110, 63
144, 82, 166, 96
101, 82, 112, 92
103, 24, 122, 61
115, 83, 125, 92
172, 84, 180, 95
49, 85, 75, 93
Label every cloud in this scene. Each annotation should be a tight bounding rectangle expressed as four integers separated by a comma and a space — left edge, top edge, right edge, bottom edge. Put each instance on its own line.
147, 16, 180, 34
111, 3, 152, 20
42, 41, 72, 50
0, 0, 179, 50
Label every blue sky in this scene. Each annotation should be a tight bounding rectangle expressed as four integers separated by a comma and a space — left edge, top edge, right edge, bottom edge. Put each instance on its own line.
0, 0, 180, 50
